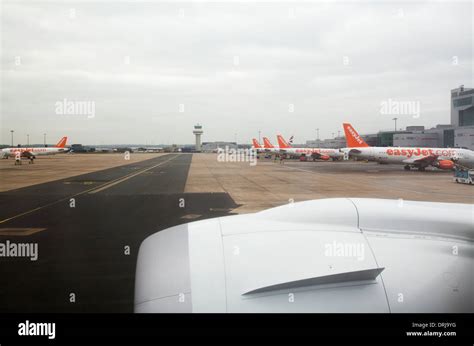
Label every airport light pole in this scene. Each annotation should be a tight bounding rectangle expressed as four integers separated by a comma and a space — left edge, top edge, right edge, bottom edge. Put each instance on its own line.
258, 130, 261, 143
332, 132, 335, 138
392, 117, 398, 131
338, 130, 341, 138
10, 130, 14, 146
44, 133, 46, 147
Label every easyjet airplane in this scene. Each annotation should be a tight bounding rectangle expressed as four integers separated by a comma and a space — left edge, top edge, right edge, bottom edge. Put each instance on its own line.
1, 136, 69, 163
342, 123, 474, 170
251, 138, 265, 153
261, 137, 280, 153
276, 135, 343, 161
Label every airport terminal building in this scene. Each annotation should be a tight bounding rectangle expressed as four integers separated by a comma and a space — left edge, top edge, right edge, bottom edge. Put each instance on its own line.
201, 141, 238, 152
306, 86, 474, 150
451, 85, 474, 127
392, 86, 474, 149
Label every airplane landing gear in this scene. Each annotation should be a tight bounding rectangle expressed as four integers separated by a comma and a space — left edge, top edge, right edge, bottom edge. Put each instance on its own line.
404, 165, 411, 171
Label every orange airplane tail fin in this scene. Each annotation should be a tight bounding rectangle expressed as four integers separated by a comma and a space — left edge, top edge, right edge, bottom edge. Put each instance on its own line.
342, 123, 369, 148
252, 138, 261, 148
277, 135, 291, 149
55, 136, 68, 148
262, 137, 274, 148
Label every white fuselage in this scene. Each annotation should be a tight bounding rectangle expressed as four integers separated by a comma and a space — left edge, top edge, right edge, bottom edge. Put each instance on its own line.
344, 147, 474, 168
454, 148, 474, 168
281, 147, 343, 159
261, 146, 280, 154
1, 146, 67, 158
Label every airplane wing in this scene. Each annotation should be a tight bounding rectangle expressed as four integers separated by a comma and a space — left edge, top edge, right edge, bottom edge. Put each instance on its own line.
309, 151, 326, 160
21, 151, 35, 158
10, 150, 34, 159
278, 149, 296, 158
402, 155, 438, 166
348, 148, 362, 155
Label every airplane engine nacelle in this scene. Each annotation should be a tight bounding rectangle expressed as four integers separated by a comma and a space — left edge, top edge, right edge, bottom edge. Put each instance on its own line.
437, 160, 455, 170
320, 155, 330, 161
135, 198, 474, 313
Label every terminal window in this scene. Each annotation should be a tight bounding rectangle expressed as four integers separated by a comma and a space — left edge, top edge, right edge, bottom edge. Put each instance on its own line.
459, 107, 474, 126
453, 96, 472, 107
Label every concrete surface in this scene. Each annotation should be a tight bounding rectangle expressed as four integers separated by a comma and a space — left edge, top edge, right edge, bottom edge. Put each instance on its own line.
185, 154, 473, 213
0, 153, 164, 192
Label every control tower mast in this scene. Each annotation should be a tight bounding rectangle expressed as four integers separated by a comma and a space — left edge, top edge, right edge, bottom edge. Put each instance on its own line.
193, 124, 203, 152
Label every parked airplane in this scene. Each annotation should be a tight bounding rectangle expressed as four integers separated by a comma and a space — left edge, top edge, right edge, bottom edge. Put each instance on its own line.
251, 139, 265, 154
276, 135, 343, 161
262, 137, 280, 153
135, 198, 473, 313
1, 137, 68, 163
342, 123, 474, 170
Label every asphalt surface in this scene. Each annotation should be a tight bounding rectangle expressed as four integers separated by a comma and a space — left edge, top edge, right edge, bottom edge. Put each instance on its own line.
0, 153, 238, 312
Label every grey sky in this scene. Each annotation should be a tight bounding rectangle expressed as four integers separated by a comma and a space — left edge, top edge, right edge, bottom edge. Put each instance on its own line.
1, 1, 472, 145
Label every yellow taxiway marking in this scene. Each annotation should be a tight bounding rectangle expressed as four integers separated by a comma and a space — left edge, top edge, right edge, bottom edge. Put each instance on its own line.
88, 155, 178, 194
0, 228, 46, 236
0, 155, 180, 224
180, 214, 202, 220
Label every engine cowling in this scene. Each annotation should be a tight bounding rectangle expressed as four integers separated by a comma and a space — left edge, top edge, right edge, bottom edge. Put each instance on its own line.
135, 198, 474, 313
320, 155, 330, 161
437, 160, 455, 170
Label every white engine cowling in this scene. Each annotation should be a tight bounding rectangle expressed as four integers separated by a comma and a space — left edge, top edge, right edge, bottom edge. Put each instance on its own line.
135, 198, 474, 313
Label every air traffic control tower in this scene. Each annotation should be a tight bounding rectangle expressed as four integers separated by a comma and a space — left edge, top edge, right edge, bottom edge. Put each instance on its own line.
193, 124, 203, 152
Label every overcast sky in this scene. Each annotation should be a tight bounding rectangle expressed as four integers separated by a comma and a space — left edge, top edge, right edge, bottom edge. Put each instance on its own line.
1, 1, 472, 145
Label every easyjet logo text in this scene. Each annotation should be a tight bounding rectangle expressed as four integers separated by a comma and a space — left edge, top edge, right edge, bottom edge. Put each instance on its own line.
8, 148, 48, 153
347, 126, 364, 145
295, 149, 336, 154
386, 148, 456, 158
